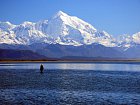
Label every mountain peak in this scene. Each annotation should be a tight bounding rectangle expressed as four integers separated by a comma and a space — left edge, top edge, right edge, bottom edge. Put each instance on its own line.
22, 21, 34, 25
57, 11, 67, 15
53, 11, 68, 19
0, 21, 13, 26
0, 21, 15, 31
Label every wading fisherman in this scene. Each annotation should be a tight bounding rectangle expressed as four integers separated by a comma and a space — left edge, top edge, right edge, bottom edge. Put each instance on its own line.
40, 64, 44, 73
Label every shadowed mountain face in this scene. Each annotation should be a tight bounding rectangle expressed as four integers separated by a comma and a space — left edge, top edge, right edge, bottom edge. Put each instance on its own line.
124, 45, 140, 58
0, 43, 125, 60
29, 43, 124, 59
0, 49, 47, 60
1, 43, 140, 60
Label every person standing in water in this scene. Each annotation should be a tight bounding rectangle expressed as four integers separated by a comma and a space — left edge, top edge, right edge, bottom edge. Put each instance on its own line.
40, 64, 44, 73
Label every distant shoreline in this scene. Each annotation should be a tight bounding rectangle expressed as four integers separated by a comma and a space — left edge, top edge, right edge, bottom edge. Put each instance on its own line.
1, 59, 140, 63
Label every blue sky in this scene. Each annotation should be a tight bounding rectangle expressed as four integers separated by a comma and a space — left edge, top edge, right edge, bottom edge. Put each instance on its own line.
0, 0, 140, 36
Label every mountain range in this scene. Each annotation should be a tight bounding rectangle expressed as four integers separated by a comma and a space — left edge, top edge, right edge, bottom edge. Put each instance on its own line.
0, 11, 140, 60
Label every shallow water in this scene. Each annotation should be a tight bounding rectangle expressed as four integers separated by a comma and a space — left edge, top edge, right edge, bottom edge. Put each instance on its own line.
0, 62, 140, 105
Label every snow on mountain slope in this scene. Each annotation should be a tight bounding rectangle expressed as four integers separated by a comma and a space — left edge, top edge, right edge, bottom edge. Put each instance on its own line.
0, 29, 20, 44
132, 32, 140, 44
92, 31, 117, 47
35, 20, 48, 33
45, 11, 116, 46
118, 34, 134, 48
118, 32, 140, 49
0, 21, 16, 31
12, 21, 48, 44
0, 11, 139, 48
0, 22, 20, 44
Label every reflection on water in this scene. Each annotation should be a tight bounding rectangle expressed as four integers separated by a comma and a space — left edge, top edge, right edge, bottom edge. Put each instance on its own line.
0, 62, 140, 71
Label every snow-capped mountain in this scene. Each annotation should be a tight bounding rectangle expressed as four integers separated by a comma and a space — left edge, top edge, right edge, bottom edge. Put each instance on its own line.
132, 32, 140, 44
118, 32, 140, 49
0, 21, 15, 31
0, 11, 117, 47
0, 10, 140, 59
0, 11, 140, 50
118, 34, 135, 48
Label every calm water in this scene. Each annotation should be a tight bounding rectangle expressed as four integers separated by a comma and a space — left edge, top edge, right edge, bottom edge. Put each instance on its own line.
0, 62, 140, 105
0, 62, 140, 71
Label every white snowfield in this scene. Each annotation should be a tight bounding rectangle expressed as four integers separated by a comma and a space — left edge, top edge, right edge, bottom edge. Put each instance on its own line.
0, 11, 139, 48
